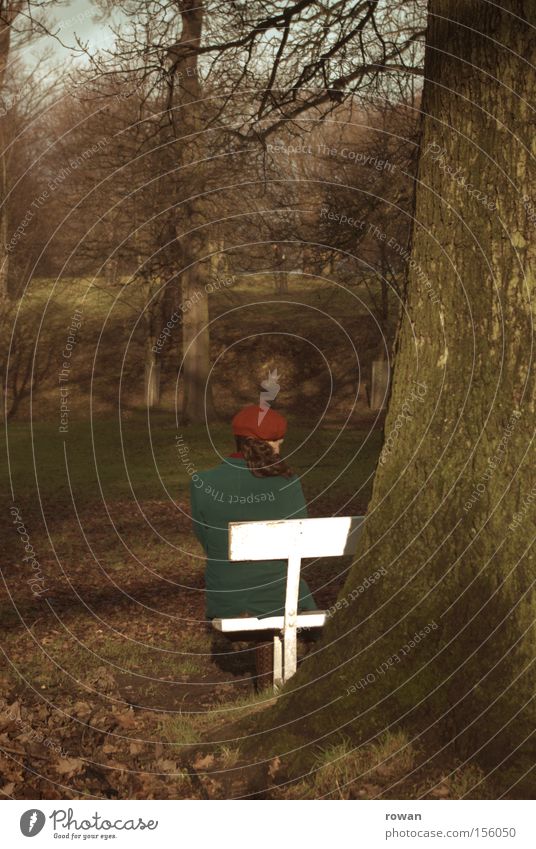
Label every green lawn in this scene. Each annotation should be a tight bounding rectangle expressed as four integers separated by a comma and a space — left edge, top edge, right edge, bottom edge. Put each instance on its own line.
2, 412, 381, 513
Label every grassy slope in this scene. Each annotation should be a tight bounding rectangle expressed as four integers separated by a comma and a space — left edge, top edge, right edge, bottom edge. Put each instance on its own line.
2, 414, 381, 509
11, 272, 394, 420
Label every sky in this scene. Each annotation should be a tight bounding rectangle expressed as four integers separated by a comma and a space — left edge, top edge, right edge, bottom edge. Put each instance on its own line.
29, 0, 120, 66
54, 0, 115, 51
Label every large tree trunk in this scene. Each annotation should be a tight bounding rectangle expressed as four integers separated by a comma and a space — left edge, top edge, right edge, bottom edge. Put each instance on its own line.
249, 0, 535, 795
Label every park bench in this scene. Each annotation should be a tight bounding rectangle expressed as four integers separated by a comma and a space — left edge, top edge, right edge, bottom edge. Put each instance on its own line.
212, 515, 365, 689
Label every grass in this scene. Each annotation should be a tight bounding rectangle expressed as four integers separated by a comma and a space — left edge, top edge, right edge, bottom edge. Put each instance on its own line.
160, 687, 277, 750
279, 731, 417, 799
26, 271, 393, 317
2, 413, 381, 510
216, 745, 240, 770
161, 713, 203, 746
97, 637, 202, 679
447, 764, 487, 799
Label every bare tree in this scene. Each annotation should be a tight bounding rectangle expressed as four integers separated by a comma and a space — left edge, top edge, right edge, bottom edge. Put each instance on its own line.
0, 0, 67, 300
83, 0, 426, 422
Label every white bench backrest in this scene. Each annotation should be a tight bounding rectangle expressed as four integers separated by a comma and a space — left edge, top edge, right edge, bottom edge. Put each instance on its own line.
227, 515, 365, 683
228, 515, 364, 561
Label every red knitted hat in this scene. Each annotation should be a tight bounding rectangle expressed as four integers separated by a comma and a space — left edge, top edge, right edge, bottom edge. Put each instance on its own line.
232, 405, 287, 440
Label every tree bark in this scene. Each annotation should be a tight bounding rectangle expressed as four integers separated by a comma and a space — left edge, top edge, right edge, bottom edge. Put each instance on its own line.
249, 0, 536, 795
180, 261, 214, 422
277, 272, 289, 294
169, 0, 215, 423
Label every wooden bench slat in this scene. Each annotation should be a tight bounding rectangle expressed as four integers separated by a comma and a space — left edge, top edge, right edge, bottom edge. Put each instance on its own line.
212, 611, 327, 632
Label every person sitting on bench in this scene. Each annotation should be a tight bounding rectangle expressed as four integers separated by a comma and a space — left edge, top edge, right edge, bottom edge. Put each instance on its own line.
190, 404, 317, 682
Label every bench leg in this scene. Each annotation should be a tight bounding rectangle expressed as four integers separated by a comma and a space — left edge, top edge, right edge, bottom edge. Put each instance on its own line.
282, 554, 300, 684
273, 635, 283, 689
283, 624, 297, 683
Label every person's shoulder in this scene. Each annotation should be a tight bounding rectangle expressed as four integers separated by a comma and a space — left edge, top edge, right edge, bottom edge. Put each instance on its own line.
284, 472, 302, 484
194, 463, 223, 480
195, 459, 242, 483
273, 472, 303, 491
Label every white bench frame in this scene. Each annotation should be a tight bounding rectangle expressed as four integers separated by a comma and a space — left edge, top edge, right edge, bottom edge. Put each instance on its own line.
212, 515, 364, 688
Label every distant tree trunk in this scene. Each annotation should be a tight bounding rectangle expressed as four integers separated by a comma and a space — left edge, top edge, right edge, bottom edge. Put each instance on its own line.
0, 144, 9, 300
144, 340, 161, 408
181, 260, 214, 422
210, 235, 227, 278
104, 214, 120, 286
321, 254, 335, 277
170, 1, 215, 424
271, 243, 289, 293
250, 0, 536, 796
104, 258, 119, 287
0, 12, 13, 302
380, 277, 389, 323
377, 239, 394, 326
277, 272, 289, 294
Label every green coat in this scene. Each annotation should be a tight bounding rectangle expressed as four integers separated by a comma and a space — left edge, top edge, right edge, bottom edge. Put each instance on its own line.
190, 456, 317, 619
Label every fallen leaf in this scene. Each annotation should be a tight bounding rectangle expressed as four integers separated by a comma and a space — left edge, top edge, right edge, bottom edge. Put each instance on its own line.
1, 782, 15, 796
432, 785, 450, 797
155, 759, 179, 772
72, 701, 92, 718
268, 757, 281, 779
193, 754, 215, 771
54, 757, 85, 777
0, 701, 21, 727
116, 713, 137, 729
